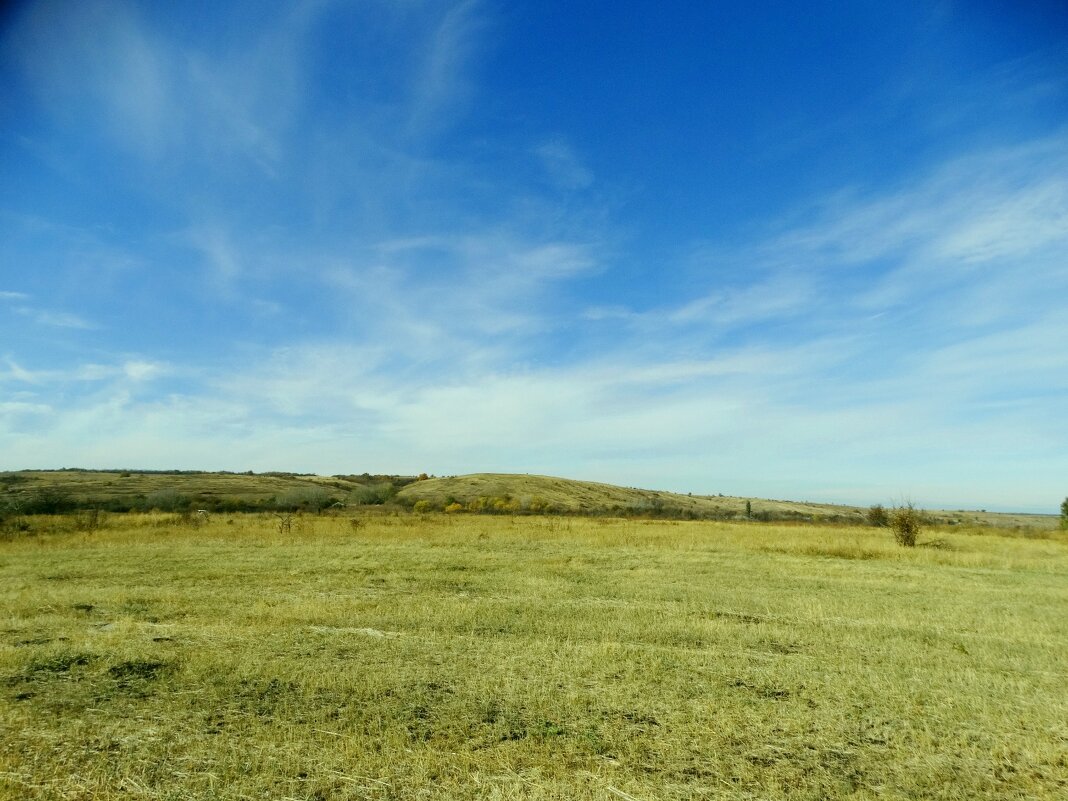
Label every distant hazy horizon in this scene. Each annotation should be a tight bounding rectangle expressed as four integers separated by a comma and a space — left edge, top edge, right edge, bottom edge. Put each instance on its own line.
2, 1, 1066, 514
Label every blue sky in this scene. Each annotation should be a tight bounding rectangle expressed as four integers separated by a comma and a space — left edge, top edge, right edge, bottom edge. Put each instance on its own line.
2, 0, 1067, 512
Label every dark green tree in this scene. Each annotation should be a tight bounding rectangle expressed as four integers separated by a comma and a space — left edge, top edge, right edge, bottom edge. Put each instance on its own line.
1061, 497, 1068, 529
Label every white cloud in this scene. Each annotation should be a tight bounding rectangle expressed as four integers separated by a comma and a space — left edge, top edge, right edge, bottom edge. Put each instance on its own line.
6, 0, 173, 157
405, 0, 487, 139
0, 357, 169, 385
772, 131, 1068, 276
2, 329, 1062, 510
581, 139, 1064, 341
124, 360, 166, 382
0, 401, 52, 415
665, 272, 814, 328
4, 0, 323, 168
535, 139, 594, 191
928, 179, 1068, 264
16, 307, 96, 329
182, 225, 244, 287
324, 231, 599, 356
1, 359, 39, 383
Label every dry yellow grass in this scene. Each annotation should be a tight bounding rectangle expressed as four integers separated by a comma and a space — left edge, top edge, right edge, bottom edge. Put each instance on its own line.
2, 513, 1066, 799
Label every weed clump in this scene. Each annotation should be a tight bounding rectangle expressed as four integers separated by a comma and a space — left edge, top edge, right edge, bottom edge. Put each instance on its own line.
108, 659, 170, 682
889, 503, 922, 547
27, 652, 97, 675
73, 508, 107, 532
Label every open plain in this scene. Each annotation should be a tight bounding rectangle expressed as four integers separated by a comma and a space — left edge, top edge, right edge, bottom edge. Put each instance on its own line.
2, 512, 1066, 800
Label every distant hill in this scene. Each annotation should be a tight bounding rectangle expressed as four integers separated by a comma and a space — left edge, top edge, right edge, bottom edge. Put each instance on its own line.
0, 469, 1057, 529
0, 469, 415, 513
394, 473, 1058, 529
395, 472, 844, 521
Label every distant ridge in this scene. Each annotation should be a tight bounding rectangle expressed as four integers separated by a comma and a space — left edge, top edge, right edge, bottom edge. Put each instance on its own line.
0, 469, 1056, 528
395, 472, 834, 520
393, 473, 1055, 528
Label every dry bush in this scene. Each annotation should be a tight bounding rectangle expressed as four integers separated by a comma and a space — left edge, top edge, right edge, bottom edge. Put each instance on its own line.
890, 503, 922, 547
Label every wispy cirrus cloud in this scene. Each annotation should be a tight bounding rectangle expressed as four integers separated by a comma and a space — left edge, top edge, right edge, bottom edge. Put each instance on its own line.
15, 306, 96, 330
770, 131, 1068, 273
1, 357, 170, 385
596, 130, 1068, 354
34, 310, 94, 329
404, 0, 488, 139
4, 0, 320, 167
181, 225, 245, 288
324, 231, 600, 355
534, 138, 594, 191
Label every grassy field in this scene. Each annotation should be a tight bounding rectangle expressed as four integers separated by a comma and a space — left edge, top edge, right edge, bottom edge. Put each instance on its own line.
2, 513, 1066, 800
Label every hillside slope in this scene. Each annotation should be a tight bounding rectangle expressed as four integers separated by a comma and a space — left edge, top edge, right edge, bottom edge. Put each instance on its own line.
396, 473, 1059, 528
1, 469, 1056, 528
0, 470, 414, 512
396, 473, 861, 522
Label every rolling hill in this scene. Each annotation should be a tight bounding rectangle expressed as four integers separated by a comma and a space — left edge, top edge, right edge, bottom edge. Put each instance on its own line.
0, 469, 1057, 528
394, 473, 1057, 529
0, 469, 412, 513
394, 472, 849, 521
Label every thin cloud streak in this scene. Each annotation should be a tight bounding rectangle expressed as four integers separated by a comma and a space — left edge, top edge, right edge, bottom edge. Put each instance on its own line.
404, 0, 488, 140
16, 307, 96, 329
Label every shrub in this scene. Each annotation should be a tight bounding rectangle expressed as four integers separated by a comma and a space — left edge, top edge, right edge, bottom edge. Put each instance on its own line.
444, 502, 464, 514
492, 496, 521, 514
145, 488, 188, 513
889, 503, 922, 547
1061, 497, 1068, 529
23, 488, 76, 515
412, 500, 433, 513
526, 496, 550, 513
276, 486, 336, 512
867, 504, 889, 527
